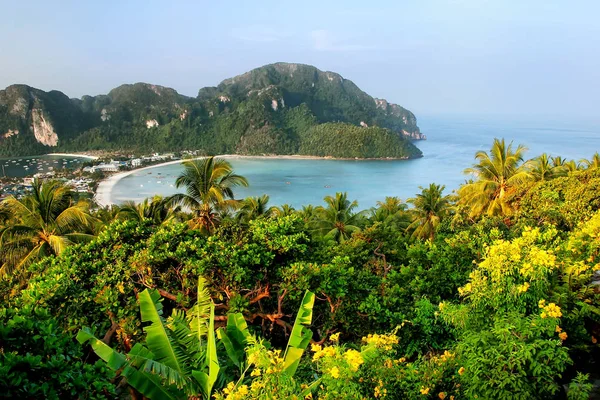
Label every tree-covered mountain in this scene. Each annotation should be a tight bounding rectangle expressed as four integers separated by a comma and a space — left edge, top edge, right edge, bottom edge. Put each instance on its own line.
0, 63, 424, 158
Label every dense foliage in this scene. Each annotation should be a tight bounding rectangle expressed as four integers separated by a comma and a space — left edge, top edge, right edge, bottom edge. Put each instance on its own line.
0, 144, 599, 399
0, 63, 422, 158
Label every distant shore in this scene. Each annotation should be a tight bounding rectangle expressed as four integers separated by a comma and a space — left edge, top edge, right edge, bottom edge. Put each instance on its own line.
94, 153, 414, 207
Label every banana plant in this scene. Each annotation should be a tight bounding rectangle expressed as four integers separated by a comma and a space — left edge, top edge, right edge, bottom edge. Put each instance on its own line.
77, 278, 220, 400
282, 290, 315, 376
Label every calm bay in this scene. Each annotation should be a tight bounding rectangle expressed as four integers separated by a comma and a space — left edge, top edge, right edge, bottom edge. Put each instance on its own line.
108, 115, 600, 208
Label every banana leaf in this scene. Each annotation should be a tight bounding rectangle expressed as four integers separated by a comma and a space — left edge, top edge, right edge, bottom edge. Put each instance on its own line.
139, 289, 188, 385
77, 328, 180, 400
282, 290, 315, 376
217, 312, 250, 368
192, 302, 220, 398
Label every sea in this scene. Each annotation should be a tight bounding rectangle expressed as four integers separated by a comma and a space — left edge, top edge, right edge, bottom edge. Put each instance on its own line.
4, 116, 600, 209
108, 115, 600, 209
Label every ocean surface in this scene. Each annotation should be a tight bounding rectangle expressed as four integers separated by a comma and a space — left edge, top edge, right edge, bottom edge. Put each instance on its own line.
0, 155, 92, 178
109, 115, 600, 209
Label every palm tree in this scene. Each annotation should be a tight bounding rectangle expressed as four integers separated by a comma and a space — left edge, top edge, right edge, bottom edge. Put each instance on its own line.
313, 192, 362, 243
272, 203, 296, 217
119, 195, 178, 225
167, 157, 248, 232
580, 152, 600, 170
407, 183, 452, 241
236, 195, 277, 223
564, 159, 582, 173
370, 197, 411, 229
458, 138, 530, 218
529, 153, 566, 182
0, 179, 97, 278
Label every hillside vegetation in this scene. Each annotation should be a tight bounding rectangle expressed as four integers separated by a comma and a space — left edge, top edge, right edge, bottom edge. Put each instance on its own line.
1, 143, 599, 399
0, 63, 423, 159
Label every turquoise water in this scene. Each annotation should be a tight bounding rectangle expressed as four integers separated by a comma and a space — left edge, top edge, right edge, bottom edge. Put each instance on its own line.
111, 115, 600, 208
0, 155, 92, 178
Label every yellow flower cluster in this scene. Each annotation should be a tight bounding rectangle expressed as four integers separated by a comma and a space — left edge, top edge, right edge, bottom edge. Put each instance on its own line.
458, 282, 472, 296
420, 387, 430, 395
516, 282, 530, 293
311, 344, 336, 361
540, 302, 562, 319
559, 332, 568, 341
330, 332, 341, 342
362, 333, 399, 350
329, 366, 340, 379
374, 380, 387, 398
222, 382, 249, 400
344, 349, 364, 372
458, 367, 465, 375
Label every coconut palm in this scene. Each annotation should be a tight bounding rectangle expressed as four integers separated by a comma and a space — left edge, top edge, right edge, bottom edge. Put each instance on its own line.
313, 192, 362, 243
529, 153, 566, 182
236, 195, 277, 223
0, 179, 97, 278
119, 195, 178, 225
272, 203, 296, 218
580, 152, 600, 170
167, 157, 248, 232
564, 160, 582, 173
458, 138, 530, 218
407, 183, 452, 241
370, 197, 411, 229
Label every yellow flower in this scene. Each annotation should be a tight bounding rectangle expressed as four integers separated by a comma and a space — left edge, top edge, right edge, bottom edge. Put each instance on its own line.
541, 303, 562, 318
344, 349, 364, 372
439, 392, 447, 399
538, 299, 546, 308
250, 368, 261, 377
458, 367, 465, 375
330, 332, 341, 342
329, 366, 340, 379
362, 333, 399, 350
237, 385, 249, 396
420, 387, 430, 395
555, 325, 562, 333
559, 332, 568, 341
517, 282, 530, 293
592, 336, 597, 344
311, 343, 322, 353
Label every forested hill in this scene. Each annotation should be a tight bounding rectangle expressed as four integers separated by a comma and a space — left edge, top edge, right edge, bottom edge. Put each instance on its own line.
0, 63, 423, 158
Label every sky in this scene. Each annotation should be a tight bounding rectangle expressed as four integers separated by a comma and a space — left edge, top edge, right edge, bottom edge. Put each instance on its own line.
1, 0, 599, 118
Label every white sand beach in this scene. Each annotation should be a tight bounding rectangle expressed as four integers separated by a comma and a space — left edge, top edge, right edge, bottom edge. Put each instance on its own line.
46, 153, 99, 160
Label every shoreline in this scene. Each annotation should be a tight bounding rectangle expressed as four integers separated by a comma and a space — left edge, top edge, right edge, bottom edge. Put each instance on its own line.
94, 154, 417, 207
46, 153, 99, 160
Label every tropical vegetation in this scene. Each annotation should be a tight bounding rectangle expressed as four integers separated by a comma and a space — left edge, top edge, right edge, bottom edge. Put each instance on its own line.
0, 144, 599, 399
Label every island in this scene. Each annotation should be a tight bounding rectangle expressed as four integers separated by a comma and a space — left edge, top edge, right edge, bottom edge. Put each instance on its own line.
0, 63, 424, 159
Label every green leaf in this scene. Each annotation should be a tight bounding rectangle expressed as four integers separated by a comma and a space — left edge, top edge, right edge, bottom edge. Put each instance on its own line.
282, 290, 315, 376
139, 289, 186, 383
217, 313, 251, 368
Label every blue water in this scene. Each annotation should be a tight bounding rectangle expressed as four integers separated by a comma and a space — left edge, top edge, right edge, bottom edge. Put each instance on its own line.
111, 115, 600, 208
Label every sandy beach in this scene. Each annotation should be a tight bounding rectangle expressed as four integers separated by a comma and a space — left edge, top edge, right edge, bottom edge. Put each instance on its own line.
46, 153, 99, 160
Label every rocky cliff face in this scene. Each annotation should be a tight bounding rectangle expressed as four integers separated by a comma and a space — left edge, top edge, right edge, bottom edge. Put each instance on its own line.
0, 84, 88, 148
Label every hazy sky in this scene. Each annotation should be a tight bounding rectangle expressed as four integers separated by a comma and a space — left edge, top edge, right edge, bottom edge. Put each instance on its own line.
1, 0, 599, 118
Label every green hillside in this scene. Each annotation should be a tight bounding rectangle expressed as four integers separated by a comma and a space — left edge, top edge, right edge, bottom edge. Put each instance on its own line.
0, 63, 423, 158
